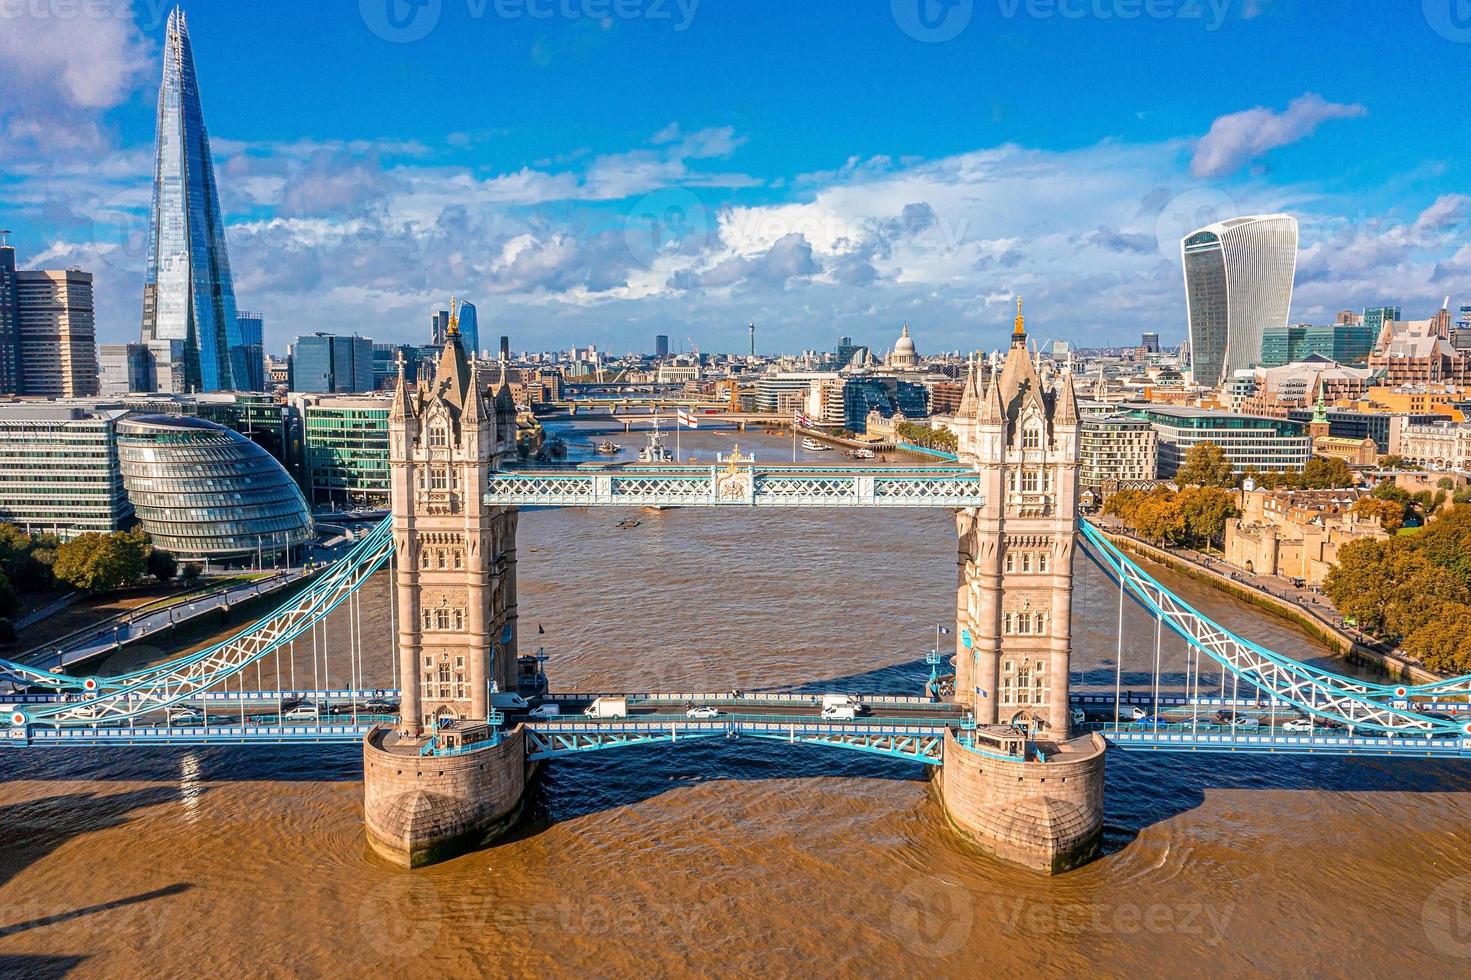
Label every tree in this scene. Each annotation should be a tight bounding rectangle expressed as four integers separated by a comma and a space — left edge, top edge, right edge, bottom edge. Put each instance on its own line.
52, 532, 149, 593
1175, 441, 1235, 488
1177, 486, 1239, 549
1132, 491, 1187, 544
180, 562, 203, 587
1402, 605, 1471, 674
1352, 496, 1407, 532
147, 548, 179, 584
1324, 538, 1405, 635
1299, 455, 1356, 489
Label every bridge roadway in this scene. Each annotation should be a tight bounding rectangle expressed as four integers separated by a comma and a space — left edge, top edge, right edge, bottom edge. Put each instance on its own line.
7, 688, 1471, 758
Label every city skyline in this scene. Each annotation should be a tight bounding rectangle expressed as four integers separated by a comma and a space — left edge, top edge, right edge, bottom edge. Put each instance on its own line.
2, 4, 1468, 357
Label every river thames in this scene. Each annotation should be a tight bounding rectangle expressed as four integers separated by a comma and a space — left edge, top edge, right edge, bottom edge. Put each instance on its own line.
1, 423, 1469, 977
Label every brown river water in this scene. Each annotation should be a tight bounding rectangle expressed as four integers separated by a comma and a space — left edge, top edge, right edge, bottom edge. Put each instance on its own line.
2, 422, 1470, 978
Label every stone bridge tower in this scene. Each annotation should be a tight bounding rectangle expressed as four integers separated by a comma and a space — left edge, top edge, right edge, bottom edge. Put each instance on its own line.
951, 298, 1080, 735
364, 317, 530, 869
387, 322, 520, 736
940, 299, 1105, 875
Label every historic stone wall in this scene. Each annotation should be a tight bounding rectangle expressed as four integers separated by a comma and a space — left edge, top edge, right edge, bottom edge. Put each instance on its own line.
363, 726, 528, 868
938, 729, 1106, 874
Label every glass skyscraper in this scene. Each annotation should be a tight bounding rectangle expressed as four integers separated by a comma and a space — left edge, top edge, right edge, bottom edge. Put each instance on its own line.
1181, 214, 1298, 388
140, 8, 243, 393
456, 301, 480, 357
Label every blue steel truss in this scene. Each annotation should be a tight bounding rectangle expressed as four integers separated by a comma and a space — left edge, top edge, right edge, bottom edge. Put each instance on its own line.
1078, 521, 1471, 739
482, 466, 985, 508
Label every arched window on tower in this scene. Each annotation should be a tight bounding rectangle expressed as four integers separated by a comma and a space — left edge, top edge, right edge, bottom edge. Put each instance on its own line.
1022, 422, 1041, 450
429, 425, 447, 449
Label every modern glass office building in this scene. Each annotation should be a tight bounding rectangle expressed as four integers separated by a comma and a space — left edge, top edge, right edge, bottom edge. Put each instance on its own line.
296, 395, 391, 507
1127, 405, 1311, 476
139, 9, 243, 393
1182, 214, 1298, 387
0, 406, 132, 538
1259, 322, 1376, 367
456, 301, 480, 358
290, 333, 374, 393
116, 416, 313, 560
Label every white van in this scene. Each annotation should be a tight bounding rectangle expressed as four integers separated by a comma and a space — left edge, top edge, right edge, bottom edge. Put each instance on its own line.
821, 694, 864, 713
490, 692, 530, 711
821, 703, 857, 721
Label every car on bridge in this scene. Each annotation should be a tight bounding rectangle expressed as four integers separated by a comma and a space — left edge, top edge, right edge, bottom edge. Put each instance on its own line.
1281, 718, 1314, 733
821, 703, 858, 721
166, 705, 204, 726
686, 705, 720, 719
528, 704, 560, 718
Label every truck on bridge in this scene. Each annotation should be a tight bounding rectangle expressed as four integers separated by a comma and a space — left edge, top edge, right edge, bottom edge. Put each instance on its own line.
583, 696, 628, 719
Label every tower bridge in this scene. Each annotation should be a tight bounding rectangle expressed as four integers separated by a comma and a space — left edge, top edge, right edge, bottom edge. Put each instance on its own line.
5, 305, 1471, 875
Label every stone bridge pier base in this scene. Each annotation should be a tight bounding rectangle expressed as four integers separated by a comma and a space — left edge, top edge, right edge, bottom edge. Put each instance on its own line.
938, 729, 1107, 874
363, 727, 530, 868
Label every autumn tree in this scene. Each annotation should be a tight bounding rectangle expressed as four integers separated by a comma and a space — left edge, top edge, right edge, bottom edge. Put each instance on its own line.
1352, 496, 1407, 532
1177, 486, 1239, 549
1174, 441, 1235, 488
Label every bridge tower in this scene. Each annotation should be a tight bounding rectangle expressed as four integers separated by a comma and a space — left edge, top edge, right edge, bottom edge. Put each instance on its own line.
362, 323, 531, 868
941, 298, 1106, 873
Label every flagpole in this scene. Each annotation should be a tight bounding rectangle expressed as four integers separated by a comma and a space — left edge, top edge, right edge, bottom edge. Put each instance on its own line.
677, 411, 682, 462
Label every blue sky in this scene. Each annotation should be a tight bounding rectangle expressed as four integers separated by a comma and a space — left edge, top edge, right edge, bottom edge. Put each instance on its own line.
3, 0, 1469, 355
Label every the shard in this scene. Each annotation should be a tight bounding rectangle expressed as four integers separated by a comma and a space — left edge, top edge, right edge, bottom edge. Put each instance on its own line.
140, 7, 243, 393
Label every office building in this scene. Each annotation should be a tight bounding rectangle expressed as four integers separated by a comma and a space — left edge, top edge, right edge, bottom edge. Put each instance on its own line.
499, 335, 510, 362
431, 310, 452, 346
0, 405, 132, 537
295, 394, 392, 506
456, 301, 480, 357
0, 237, 19, 394
1079, 415, 1158, 488
1141, 332, 1160, 354
1181, 214, 1298, 387
98, 343, 153, 396
16, 267, 98, 398
116, 415, 312, 561
139, 9, 244, 393
289, 333, 374, 393
372, 343, 421, 390
655, 334, 669, 358
843, 376, 929, 432
235, 312, 266, 391
755, 372, 840, 413
1127, 405, 1311, 476
1259, 322, 1376, 367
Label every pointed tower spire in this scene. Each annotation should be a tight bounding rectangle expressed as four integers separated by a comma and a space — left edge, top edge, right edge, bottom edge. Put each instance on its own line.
958, 352, 980, 418
1054, 370, 1079, 426
1011, 295, 1026, 349
389, 349, 413, 422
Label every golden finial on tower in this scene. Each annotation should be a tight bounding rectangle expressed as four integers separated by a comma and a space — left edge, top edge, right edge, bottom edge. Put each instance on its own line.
1011, 295, 1026, 347
447, 295, 459, 337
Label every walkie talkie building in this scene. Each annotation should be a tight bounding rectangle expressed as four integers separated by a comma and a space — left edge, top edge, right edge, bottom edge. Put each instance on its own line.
1181, 214, 1298, 388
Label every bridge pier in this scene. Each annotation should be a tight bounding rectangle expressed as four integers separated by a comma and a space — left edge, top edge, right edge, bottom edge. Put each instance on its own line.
938, 729, 1106, 873
363, 727, 530, 868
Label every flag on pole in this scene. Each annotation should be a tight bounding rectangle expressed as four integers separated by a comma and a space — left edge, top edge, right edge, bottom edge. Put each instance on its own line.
793, 411, 811, 428
938, 626, 951, 635
677, 409, 699, 429
976, 686, 988, 699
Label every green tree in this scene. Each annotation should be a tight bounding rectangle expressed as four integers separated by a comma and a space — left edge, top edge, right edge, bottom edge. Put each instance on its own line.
1401, 605, 1471, 674
1324, 538, 1404, 635
52, 531, 149, 593
146, 548, 179, 584
1299, 455, 1357, 489
180, 562, 203, 587
1352, 496, 1407, 532
1175, 441, 1235, 488
1177, 486, 1239, 549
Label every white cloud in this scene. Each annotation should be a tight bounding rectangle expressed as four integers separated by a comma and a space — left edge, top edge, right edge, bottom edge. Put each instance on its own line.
1191, 94, 1367, 178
